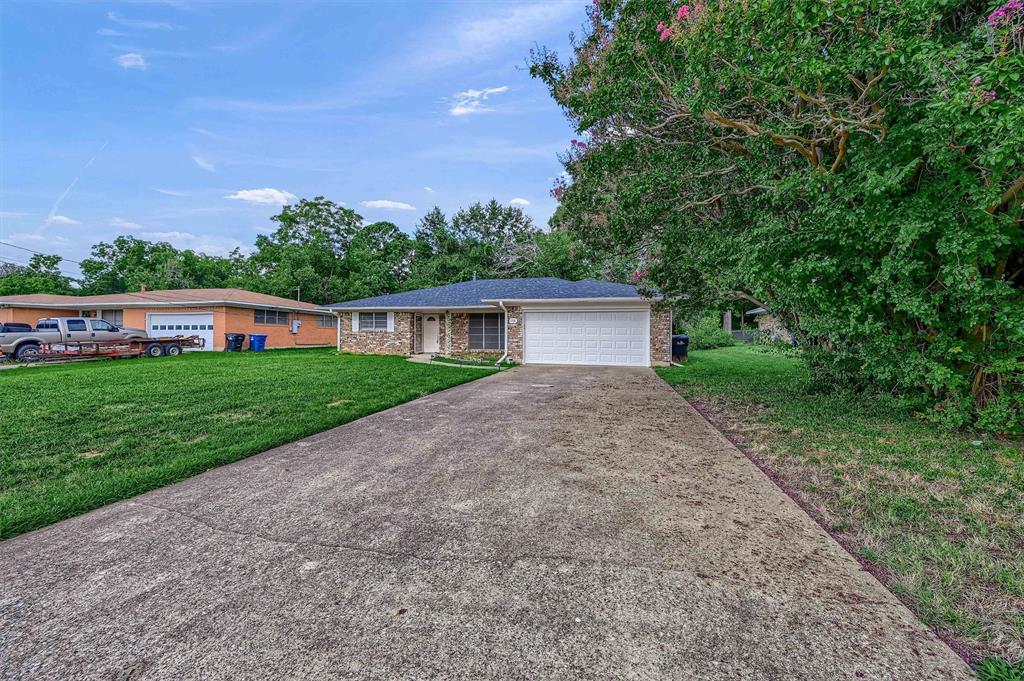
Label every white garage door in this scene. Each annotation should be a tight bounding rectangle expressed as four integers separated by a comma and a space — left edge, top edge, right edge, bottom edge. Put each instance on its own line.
147, 313, 215, 351
523, 310, 649, 366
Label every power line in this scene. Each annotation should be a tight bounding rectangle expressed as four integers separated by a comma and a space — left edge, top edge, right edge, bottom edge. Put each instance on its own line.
0, 240, 84, 266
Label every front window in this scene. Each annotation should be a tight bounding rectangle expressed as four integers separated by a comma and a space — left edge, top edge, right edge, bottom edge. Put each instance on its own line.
254, 309, 289, 325
89, 320, 115, 332
101, 309, 124, 326
469, 313, 504, 350
66, 319, 87, 331
358, 312, 389, 331
317, 315, 335, 328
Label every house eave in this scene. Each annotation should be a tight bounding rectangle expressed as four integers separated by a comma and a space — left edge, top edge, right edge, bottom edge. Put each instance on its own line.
0, 300, 331, 314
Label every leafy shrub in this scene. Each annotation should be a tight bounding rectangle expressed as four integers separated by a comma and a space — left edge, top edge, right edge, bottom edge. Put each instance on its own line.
682, 315, 736, 350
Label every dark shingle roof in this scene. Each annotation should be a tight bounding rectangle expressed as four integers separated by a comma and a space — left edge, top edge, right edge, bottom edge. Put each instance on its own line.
326, 278, 653, 309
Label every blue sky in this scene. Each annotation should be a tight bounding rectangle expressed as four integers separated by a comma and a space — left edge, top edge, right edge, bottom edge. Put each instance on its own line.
0, 1, 586, 277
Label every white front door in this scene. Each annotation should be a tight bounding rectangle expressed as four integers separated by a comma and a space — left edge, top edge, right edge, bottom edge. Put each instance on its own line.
147, 313, 215, 351
422, 315, 440, 353
523, 310, 649, 366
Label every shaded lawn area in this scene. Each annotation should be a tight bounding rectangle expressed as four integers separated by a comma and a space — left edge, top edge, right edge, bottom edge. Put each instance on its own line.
658, 346, 1023, 665
0, 350, 483, 539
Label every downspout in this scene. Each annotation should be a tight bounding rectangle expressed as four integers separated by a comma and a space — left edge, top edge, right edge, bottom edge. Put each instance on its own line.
334, 310, 342, 353
495, 300, 508, 367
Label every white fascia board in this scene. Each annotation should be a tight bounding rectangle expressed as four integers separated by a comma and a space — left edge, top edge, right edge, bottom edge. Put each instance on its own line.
326, 305, 497, 312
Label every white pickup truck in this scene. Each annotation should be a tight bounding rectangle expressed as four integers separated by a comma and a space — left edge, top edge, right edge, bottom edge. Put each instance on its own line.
0, 317, 148, 361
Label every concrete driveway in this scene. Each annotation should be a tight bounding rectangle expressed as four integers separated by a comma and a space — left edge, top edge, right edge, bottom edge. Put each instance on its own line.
0, 366, 970, 680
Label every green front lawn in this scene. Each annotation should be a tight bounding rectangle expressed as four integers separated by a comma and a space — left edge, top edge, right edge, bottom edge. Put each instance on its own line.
0, 350, 483, 539
658, 346, 1024, 664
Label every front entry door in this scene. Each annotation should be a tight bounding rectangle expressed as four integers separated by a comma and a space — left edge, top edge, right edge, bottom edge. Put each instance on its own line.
422, 315, 440, 353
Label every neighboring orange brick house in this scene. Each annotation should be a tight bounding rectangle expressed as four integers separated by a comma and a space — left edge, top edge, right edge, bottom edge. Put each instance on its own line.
0, 288, 338, 351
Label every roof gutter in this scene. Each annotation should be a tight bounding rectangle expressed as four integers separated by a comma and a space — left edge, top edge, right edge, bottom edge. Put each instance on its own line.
495, 300, 509, 367
479, 296, 661, 304
0, 300, 331, 314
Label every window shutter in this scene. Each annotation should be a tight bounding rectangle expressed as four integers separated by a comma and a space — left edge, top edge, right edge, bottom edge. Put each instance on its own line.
351, 312, 359, 332
386, 312, 395, 332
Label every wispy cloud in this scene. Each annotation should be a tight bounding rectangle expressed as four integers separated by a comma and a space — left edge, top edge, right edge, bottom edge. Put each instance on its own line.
361, 200, 416, 211
109, 217, 142, 230
225, 188, 297, 205
141, 230, 195, 240
449, 86, 508, 116
420, 2, 583, 68
106, 12, 177, 31
509, 197, 530, 206
154, 188, 187, 196
8, 233, 46, 241
192, 155, 215, 172
97, 28, 132, 37
423, 186, 435, 193
46, 215, 80, 225
116, 53, 147, 70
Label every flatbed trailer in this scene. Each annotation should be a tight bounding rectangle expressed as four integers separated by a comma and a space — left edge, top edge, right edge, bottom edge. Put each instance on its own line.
25, 336, 205, 363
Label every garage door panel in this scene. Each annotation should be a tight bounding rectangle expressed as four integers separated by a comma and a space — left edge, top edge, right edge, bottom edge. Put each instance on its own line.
524, 310, 648, 366
147, 313, 214, 352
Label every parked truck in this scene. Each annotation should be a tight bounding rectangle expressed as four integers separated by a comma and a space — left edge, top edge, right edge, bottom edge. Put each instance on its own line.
0, 317, 148, 361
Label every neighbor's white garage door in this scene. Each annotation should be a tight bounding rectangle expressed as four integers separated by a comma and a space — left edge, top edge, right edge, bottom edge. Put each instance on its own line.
523, 310, 649, 366
147, 313, 215, 351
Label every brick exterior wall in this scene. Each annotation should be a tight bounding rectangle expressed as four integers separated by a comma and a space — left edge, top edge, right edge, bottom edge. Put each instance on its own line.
339, 311, 415, 356
649, 306, 672, 366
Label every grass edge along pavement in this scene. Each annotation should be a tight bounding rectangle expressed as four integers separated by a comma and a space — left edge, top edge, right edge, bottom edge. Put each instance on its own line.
0, 349, 485, 539
657, 346, 1023, 672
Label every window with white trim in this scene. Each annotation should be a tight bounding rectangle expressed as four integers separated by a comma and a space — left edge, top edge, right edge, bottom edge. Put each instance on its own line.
255, 309, 289, 325
468, 313, 505, 350
317, 315, 335, 328
358, 312, 389, 331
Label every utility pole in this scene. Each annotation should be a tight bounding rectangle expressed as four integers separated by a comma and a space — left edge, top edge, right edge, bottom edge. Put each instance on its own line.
294, 286, 301, 302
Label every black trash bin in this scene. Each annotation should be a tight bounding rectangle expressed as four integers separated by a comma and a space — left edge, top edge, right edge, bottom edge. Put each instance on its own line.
224, 333, 246, 352
672, 334, 690, 363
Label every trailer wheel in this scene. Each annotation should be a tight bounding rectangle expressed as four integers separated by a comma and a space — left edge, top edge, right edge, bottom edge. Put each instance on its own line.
14, 343, 41, 362
165, 343, 182, 357
145, 342, 165, 358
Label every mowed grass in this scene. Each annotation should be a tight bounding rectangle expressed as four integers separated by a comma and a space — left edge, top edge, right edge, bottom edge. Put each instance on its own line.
0, 349, 483, 539
658, 346, 1024, 664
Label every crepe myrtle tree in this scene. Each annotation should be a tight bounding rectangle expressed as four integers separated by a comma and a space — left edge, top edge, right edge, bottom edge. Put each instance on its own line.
531, 0, 1024, 430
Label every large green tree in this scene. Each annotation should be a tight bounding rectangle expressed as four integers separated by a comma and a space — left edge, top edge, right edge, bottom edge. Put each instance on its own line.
79, 237, 241, 295
0, 255, 74, 296
532, 0, 1024, 429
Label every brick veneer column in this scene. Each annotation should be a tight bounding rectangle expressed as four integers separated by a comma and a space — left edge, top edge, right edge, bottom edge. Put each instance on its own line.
505, 305, 523, 363
649, 306, 672, 366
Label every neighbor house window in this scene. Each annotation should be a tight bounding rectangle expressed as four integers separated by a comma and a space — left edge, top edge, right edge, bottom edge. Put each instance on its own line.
358, 312, 389, 331
317, 315, 335, 328
101, 309, 123, 326
255, 309, 289, 325
468, 313, 504, 350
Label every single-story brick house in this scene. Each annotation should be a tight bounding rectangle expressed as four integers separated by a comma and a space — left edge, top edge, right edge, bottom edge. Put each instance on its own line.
326, 278, 671, 367
0, 288, 338, 351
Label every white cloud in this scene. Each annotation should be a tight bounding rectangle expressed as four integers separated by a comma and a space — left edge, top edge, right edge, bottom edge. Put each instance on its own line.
225, 188, 297, 206
115, 53, 148, 70
97, 28, 131, 37
141, 231, 195, 240
109, 217, 142, 230
423, 186, 435, 193
509, 197, 530, 206
0, 211, 30, 218
449, 86, 508, 116
360, 200, 416, 211
106, 12, 175, 31
8, 233, 46, 241
192, 155, 215, 172
154, 188, 186, 196
46, 215, 80, 225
